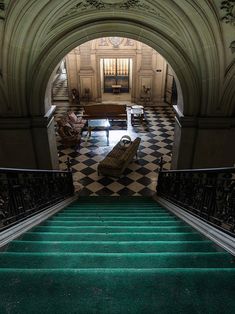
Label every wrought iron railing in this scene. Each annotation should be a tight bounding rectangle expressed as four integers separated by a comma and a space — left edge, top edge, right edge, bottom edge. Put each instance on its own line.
0, 165, 74, 231
157, 167, 235, 236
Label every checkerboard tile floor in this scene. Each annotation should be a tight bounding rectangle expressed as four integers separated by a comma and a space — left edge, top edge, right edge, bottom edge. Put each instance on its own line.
55, 104, 175, 196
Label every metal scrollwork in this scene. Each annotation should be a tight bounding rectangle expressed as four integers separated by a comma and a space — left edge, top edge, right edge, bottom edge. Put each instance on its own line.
157, 167, 235, 236
0, 168, 74, 231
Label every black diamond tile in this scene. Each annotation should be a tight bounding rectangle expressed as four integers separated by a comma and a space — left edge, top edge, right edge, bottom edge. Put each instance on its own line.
158, 133, 170, 139
136, 177, 153, 186
80, 167, 96, 175
97, 177, 115, 186
117, 176, 134, 186
83, 159, 97, 166
96, 187, 114, 196
148, 144, 162, 150
68, 151, 80, 158
136, 159, 149, 166
158, 127, 168, 133
116, 187, 136, 196
164, 144, 173, 150
162, 138, 173, 144
85, 151, 97, 158
136, 168, 151, 175
80, 177, 94, 186
147, 138, 158, 144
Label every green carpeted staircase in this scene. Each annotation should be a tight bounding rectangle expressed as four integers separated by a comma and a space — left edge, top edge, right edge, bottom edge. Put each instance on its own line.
0, 197, 235, 313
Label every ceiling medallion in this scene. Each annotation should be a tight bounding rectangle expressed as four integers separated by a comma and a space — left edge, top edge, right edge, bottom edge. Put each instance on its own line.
221, 0, 235, 25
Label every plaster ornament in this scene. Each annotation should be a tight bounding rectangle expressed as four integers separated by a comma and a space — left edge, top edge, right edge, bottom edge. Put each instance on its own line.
0, 1, 4, 20
230, 41, 235, 53
64, 0, 158, 13
102, 0, 125, 3
59, 0, 162, 23
108, 37, 124, 47
221, 0, 235, 25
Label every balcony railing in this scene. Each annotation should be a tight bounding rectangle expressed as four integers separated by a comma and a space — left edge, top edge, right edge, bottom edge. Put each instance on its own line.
157, 167, 235, 237
0, 167, 74, 231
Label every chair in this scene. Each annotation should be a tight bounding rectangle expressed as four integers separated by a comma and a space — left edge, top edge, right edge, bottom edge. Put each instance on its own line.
67, 111, 87, 131
57, 125, 81, 149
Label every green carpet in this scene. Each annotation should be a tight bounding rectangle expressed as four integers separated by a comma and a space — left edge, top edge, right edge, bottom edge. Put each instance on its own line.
0, 196, 235, 314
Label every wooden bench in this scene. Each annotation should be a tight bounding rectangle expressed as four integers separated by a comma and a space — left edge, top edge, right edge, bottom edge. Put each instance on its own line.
83, 103, 127, 121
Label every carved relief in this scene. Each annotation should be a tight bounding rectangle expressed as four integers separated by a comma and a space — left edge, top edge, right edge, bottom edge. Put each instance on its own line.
230, 40, 235, 53
108, 37, 124, 47
221, 0, 235, 25
125, 38, 135, 46
62, 0, 159, 17
98, 38, 109, 46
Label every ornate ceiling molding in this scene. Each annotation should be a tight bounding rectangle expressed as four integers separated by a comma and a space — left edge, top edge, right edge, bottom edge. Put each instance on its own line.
221, 0, 235, 25
62, 0, 160, 18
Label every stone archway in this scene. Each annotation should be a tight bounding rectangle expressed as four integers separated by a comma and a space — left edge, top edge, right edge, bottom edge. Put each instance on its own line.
2, 1, 234, 169
31, 20, 198, 117
29, 19, 199, 170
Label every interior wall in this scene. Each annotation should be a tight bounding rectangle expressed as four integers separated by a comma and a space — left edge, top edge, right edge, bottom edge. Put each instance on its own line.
66, 38, 169, 105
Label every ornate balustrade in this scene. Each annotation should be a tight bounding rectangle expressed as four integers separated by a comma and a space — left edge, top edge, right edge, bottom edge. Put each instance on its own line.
157, 167, 235, 236
0, 167, 74, 231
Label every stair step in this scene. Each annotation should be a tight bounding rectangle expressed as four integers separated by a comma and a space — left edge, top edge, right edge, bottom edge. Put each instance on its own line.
1, 196, 235, 313
8, 240, 219, 253
65, 206, 164, 209
48, 217, 178, 221
0, 268, 235, 314
20, 232, 206, 241
62, 210, 167, 214
42, 220, 184, 226
33, 226, 193, 233
55, 213, 172, 217
0, 252, 234, 269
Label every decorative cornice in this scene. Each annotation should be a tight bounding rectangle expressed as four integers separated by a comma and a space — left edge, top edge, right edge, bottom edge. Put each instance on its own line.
61, 0, 160, 18
221, 0, 235, 26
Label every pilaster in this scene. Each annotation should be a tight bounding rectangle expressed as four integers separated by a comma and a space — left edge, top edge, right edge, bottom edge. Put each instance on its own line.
0, 107, 59, 169
171, 113, 235, 169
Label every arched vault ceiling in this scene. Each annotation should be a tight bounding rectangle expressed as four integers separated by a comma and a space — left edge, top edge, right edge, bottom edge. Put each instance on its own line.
1, 0, 234, 116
